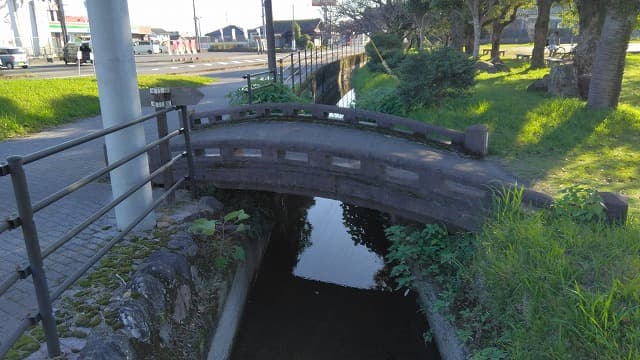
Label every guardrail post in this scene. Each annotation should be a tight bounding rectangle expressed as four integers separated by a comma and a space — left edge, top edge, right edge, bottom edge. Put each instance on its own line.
304, 48, 308, 80
279, 58, 284, 83
290, 52, 295, 89
298, 51, 303, 85
244, 73, 253, 104
179, 106, 197, 198
151, 88, 175, 202
7, 156, 60, 357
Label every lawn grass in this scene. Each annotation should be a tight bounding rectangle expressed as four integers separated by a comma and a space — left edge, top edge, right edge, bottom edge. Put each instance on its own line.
0, 74, 214, 140
354, 54, 640, 358
353, 54, 640, 215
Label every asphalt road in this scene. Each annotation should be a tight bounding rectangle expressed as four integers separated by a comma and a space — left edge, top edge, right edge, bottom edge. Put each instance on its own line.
1, 51, 271, 78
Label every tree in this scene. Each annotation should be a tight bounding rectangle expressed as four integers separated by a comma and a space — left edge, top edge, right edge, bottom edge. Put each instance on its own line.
587, 1, 640, 109
573, 0, 606, 98
466, 0, 498, 59
530, 0, 555, 69
488, 0, 530, 62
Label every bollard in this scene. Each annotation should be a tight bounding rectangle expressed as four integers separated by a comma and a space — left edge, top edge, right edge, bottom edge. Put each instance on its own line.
463, 124, 489, 157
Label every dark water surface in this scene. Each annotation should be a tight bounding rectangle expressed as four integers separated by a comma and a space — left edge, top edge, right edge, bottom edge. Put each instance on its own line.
231, 196, 440, 360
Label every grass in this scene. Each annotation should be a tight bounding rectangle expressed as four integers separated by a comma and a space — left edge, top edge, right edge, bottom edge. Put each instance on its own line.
0, 74, 214, 140
355, 53, 640, 358
353, 54, 640, 215
475, 189, 640, 358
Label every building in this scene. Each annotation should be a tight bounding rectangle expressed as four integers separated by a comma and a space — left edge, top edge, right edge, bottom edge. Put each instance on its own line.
205, 25, 248, 43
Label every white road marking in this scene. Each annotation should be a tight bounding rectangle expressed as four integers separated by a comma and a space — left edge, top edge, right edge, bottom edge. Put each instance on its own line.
205, 63, 213, 66
188, 65, 196, 68
151, 68, 159, 71
231, 60, 242, 64
170, 66, 178, 69
218, 62, 228, 65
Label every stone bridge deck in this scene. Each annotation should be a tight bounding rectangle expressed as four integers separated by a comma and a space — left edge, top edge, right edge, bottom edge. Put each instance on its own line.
170, 121, 521, 230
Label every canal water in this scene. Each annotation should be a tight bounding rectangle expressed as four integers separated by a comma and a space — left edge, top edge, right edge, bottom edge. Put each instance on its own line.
231, 195, 440, 359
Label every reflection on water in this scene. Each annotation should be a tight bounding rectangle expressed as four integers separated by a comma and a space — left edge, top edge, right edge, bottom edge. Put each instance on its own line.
293, 198, 385, 289
231, 194, 440, 360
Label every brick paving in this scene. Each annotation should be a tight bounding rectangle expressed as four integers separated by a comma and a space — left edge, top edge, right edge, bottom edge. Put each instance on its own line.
0, 73, 242, 352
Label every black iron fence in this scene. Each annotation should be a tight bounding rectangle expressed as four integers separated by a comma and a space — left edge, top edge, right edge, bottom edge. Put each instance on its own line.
243, 38, 366, 104
0, 105, 196, 358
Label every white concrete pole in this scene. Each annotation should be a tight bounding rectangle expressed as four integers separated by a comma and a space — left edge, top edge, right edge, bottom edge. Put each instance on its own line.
86, 0, 155, 230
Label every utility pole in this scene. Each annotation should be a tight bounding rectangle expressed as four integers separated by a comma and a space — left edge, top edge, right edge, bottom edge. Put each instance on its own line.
192, 0, 200, 51
55, 0, 68, 45
264, 0, 276, 72
86, 0, 156, 231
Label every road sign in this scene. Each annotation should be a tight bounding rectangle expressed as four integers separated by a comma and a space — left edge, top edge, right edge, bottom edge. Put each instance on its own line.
139, 87, 204, 107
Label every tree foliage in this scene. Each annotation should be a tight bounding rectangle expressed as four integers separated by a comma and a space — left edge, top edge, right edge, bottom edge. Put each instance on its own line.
364, 32, 405, 73
397, 47, 476, 108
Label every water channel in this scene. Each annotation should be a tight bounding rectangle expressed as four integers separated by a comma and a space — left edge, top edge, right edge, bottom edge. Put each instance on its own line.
230, 195, 441, 359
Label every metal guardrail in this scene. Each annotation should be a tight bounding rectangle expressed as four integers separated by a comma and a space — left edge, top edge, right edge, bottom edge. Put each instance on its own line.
243, 38, 366, 104
0, 105, 196, 358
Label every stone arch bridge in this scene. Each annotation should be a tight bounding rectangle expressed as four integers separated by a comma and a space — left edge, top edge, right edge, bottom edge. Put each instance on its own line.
155, 103, 624, 231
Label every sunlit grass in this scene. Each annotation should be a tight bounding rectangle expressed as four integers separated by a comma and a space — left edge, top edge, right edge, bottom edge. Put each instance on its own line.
0, 75, 214, 140
359, 52, 640, 358
354, 55, 640, 214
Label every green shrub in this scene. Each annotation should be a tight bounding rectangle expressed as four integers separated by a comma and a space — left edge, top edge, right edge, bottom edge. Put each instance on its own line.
226, 79, 306, 105
364, 32, 404, 73
397, 47, 476, 108
354, 87, 405, 116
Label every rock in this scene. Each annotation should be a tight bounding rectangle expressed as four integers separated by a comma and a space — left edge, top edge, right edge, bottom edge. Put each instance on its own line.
137, 250, 191, 286
476, 61, 497, 74
476, 60, 510, 74
199, 196, 224, 214
527, 75, 549, 92
79, 325, 135, 360
173, 284, 192, 323
167, 233, 198, 257
129, 273, 166, 314
548, 64, 578, 98
119, 300, 153, 343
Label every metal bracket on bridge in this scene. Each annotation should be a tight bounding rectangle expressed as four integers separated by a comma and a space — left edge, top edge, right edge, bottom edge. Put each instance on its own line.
0, 162, 10, 176
6, 216, 21, 230
17, 265, 32, 279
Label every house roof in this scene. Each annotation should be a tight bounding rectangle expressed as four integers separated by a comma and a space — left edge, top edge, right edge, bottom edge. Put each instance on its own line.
272, 18, 322, 35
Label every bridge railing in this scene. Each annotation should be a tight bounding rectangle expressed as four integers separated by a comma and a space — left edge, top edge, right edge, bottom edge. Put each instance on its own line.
190, 103, 489, 157
0, 106, 196, 358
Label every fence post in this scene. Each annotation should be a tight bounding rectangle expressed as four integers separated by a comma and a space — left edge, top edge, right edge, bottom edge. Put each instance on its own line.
290, 52, 295, 89
304, 48, 308, 80
178, 106, 197, 198
7, 156, 61, 357
298, 51, 302, 85
244, 73, 253, 104
279, 58, 284, 83
150, 87, 175, 202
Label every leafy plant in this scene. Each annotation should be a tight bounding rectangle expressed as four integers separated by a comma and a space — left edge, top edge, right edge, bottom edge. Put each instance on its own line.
226, 79, 306, 105
551, 185, 605, 222
190, 209, 250, 270
354, 87, 406, 116
397, 47, 476, 108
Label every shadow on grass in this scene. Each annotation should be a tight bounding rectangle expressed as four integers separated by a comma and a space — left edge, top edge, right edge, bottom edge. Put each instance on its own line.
0, 96, 29, 139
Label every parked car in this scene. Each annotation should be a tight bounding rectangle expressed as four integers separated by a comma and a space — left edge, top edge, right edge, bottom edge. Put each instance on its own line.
0, 47, 29, 69
132, 41, 160, 55
63, 42, 94, 64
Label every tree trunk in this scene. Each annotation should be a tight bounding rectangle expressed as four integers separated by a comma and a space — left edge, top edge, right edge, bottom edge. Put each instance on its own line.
468, 0, 481, 59
574, 0, 605, 98
449, 10, 465, 52
531, 0, 554, 69
587, 6, 638, 109
490, 21, 504, 62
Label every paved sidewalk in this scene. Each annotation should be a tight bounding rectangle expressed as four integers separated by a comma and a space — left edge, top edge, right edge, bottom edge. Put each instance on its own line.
0, 71, 244, 350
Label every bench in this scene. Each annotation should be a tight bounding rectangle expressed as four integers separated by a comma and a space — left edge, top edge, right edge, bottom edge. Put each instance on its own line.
482, 49, 505, 57
516, 53, 531, 60
545, 57, 567, 66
